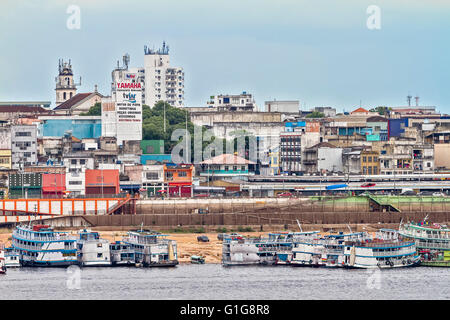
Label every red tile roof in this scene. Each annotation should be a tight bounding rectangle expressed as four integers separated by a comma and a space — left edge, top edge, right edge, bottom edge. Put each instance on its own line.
54, 93, 93, 110
0, 105, 50, 113
351, 107, 369, 113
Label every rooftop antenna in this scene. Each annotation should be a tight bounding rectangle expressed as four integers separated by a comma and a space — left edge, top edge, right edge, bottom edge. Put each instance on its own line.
123, 53, 130, 70
415, 95, 419, 107
407, 94, 412, 107
296, 219, 303, 232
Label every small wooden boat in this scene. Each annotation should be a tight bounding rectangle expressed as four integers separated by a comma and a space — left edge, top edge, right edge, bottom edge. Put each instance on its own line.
190, 255, 205, 264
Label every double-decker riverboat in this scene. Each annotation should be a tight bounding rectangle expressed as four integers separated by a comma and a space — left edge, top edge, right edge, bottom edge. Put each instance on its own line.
122, 229, 178, 267
222, 234, 261, 266
110, 241, 135, 266
399, 219, 450, 267
343, 229, 420, 268
76, 229, 111, 267
12, 225, 77, 267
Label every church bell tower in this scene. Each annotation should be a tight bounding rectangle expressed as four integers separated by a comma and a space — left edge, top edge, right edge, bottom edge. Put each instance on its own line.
55, 59, 81, 106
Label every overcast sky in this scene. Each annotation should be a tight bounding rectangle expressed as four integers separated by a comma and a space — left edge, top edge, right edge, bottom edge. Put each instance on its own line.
1, 0, 449, 112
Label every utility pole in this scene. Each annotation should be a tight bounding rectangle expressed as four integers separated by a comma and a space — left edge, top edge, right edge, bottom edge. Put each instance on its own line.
164, 103, 166, 133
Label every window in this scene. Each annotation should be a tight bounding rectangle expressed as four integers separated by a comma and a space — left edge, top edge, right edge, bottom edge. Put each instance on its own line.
79, 159, 86, 165
71, 159, 77, 165
363, 156, 367, 163
368, 156, 372, 162
15, 132, 31, 137
233, 166, 237, 171
146, 172, 159, 180
178, 171, 187, 177
224, 166, 229, 171
373, 156, 378, 162
241, 166, 246, 171
69, 181, 82, 185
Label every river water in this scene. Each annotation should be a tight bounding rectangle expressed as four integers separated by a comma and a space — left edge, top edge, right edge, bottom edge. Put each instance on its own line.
0, 265, 448, 300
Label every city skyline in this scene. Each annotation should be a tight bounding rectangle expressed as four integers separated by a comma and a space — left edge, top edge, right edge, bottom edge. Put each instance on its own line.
1, 0, 450, 112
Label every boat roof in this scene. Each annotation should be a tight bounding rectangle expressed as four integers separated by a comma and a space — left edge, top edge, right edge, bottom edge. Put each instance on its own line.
16, 225, 68, 234
325, 232, 366, 238
406, 223, 449, 232
128, 230, 168, 237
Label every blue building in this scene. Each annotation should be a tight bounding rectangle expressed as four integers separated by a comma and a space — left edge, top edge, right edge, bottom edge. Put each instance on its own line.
39, 116, 102, 139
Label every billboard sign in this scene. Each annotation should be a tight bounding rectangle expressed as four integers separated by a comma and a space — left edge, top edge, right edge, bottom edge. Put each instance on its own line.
115, 82, 142, 144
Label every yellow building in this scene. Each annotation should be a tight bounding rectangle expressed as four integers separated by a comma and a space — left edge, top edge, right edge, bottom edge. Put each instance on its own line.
361, 150, 379, 175
0, 150, 11, 169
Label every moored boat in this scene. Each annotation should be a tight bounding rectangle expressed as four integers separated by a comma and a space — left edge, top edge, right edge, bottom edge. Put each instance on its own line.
76, 229, 111, 267
122, 229, 178, 267
190, 255, 205, 264
12, 224, 77, 267
4, 247, 21, 268
110, 241, 135, 266
399, 219, 450, 267
343, 229, 420, 269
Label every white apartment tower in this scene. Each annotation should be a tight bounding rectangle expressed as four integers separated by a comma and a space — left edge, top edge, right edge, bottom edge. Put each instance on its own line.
144, 42, 185, 108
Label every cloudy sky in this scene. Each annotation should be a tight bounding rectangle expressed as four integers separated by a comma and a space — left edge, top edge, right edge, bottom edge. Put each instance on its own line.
1, 0, 449, 112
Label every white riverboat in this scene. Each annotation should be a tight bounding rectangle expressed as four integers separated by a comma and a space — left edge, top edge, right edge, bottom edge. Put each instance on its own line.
222, 235, 261, 266
321, 232, 370, 268
12, 225, 77, 267
291, 231, 325, 267
110, 241, 135, 266
343, 229, 420, 269
123, 229, 178, 267
76, 229, 111, 267
4, 247, 21, 268
399, 219, 450, 267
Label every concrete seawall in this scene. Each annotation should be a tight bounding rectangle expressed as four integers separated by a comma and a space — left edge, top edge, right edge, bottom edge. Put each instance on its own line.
40, 210, 449, 229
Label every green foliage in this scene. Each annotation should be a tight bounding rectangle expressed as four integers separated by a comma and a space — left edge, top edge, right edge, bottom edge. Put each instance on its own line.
237, 226, 254, 232
142, 101, 194, 154
306, 111, 325, 118
369, 106, 389, 115
216, 227, 228, 233
80, 102, 101, 116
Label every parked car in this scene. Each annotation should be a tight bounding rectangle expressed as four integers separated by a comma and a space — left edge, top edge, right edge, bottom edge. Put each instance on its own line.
401, 191, 416, 196
361, 183, 376, 188
197, 235, 209, 242
217, 233, 225, 241
433, 192, 446, 197
277, 192, 293, 198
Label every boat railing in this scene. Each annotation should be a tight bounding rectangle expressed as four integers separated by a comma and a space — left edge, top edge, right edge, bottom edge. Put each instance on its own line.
370, 247, 416, 257
416, 240, 450, 250
13, 230, 75, 242
401, 229, 450, 240
355, 241, 415, 248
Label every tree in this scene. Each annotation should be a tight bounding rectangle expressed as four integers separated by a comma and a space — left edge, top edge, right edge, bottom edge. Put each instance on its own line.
369, 106, 389, 115
306, 111, 325, 118
79, 102, 101, 116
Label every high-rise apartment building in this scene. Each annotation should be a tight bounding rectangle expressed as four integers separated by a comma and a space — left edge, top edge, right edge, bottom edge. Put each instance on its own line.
144, 42, 184, 108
